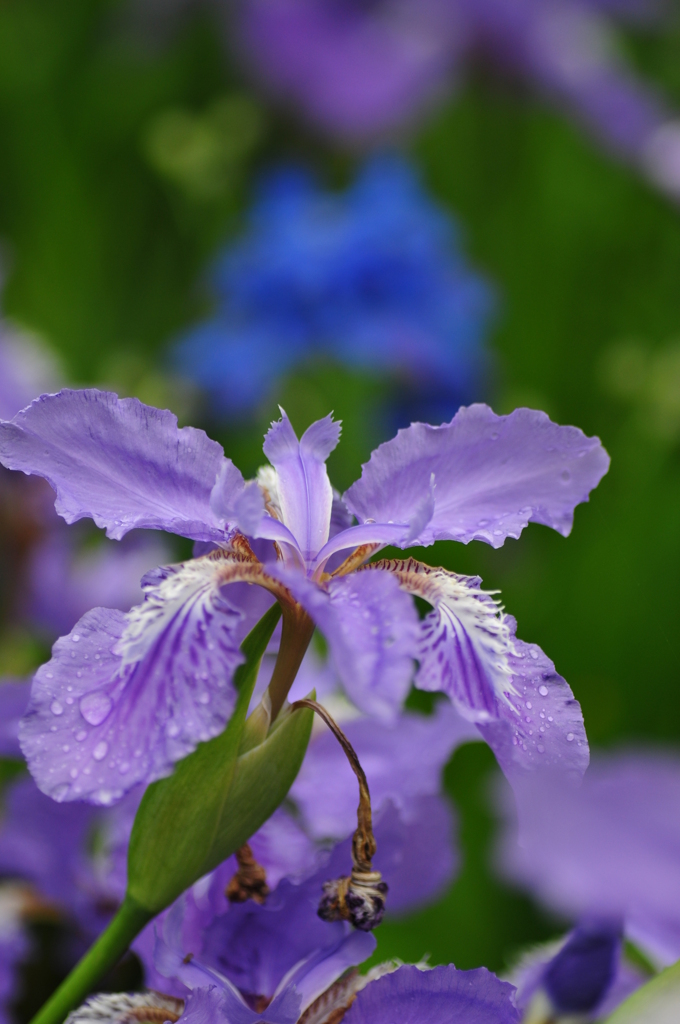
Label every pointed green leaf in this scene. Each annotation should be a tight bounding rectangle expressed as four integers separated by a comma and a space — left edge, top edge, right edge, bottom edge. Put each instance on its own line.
126, 603, 284, 913
605, 959, 680, 1023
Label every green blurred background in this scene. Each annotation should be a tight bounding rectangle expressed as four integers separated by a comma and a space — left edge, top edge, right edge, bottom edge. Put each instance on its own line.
1, 0, 679, 986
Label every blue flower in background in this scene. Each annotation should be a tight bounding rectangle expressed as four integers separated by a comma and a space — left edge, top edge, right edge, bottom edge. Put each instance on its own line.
174, 157, 494, 423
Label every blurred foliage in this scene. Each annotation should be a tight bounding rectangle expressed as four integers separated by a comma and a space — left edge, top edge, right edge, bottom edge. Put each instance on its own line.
1, 0, 680, 989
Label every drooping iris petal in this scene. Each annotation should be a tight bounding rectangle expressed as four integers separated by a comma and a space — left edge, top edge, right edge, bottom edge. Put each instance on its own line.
496, 750, 680, 965
19, 556, 252, 804
344, 404, 610, 548
290, 702, 475, 840
479, 630, 589, 786
271, 567, 418, 718
366, 560, 516, 722
344, 964, 520, 1024
261, 411, 341, 561
0, 390, 231, 541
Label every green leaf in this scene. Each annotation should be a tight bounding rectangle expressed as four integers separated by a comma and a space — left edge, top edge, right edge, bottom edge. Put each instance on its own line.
605, 958, 680, 1023
127, 602, 295, 913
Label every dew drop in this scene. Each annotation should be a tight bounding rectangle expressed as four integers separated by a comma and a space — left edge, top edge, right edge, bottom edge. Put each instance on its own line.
166, 721, 179, 738
538, 684, 549, 696
525, 701, 532, 709
53, 784, 69, 801
72, 635, 81, 643
547, 715, 554, 722
93, 741, 108, 761
62, 744, 70, 753
119, 762, 130, 775
566, 733, 575, 742
198, 693, 210, 705
80, 693, 112, 726
46, 672, 54, 679
537, 744, 545, 753
493, 529, 503, 536
70, 768, 79, 779
50, 700, 64, 716
529, 650, 539, 660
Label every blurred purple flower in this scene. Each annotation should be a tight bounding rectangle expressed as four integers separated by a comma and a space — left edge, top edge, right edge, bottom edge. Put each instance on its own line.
0, 391, 606, 804
0, 334, 169, 641
235, 0, 680, 197
510, 919, 645, 1020
497, 749, 680, 965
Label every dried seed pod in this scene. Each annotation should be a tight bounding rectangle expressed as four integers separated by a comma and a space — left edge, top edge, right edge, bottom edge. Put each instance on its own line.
290, 699, 387, 933
226, 843, 270, 905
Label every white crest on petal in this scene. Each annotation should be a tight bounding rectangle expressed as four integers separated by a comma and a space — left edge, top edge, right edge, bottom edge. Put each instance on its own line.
364, 559, 518, 721
115, 555, 237, 667
64, 991, 184, 1024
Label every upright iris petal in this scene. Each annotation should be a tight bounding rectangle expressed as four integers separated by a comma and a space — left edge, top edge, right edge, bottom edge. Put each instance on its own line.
260, 411, 340, 566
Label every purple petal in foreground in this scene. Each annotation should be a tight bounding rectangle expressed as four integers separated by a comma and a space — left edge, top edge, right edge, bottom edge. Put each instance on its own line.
344, 964, 520, 1024
20, 558, 246, 804
344, 404, 609, 549
478, 629, 589, 787
497, 749, 680, 965
274, 568, 419, 718
0, 390, 229, 541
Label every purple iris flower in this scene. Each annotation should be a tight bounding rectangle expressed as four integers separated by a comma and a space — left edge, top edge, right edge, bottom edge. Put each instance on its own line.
497, 749, 680, 966
150, 854, 519, 1024
173, 157, 493, 424
235, 0, 680, 196
0, 390, 608, 805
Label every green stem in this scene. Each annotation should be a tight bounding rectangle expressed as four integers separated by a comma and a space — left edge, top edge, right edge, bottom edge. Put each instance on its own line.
29, 896, 153, 1024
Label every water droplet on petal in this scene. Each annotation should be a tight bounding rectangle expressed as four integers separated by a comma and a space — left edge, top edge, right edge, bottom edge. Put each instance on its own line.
566, 733, 575, 742
70, 768, 79, 779
53, 784, 69, 801
93, 741, 108, 761
50, 700, 64, 716
538, 685, 549, 696
80, 693, 112, 726
166, 721, 179, 737
537, 744, 545, 753
75, 730, 87, 742
72, 635, 80, 643
525, 701, 532, 709
529, 650, 539, 660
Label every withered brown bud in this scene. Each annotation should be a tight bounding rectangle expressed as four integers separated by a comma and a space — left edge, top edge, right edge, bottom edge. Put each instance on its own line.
318, 871, 388, 932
